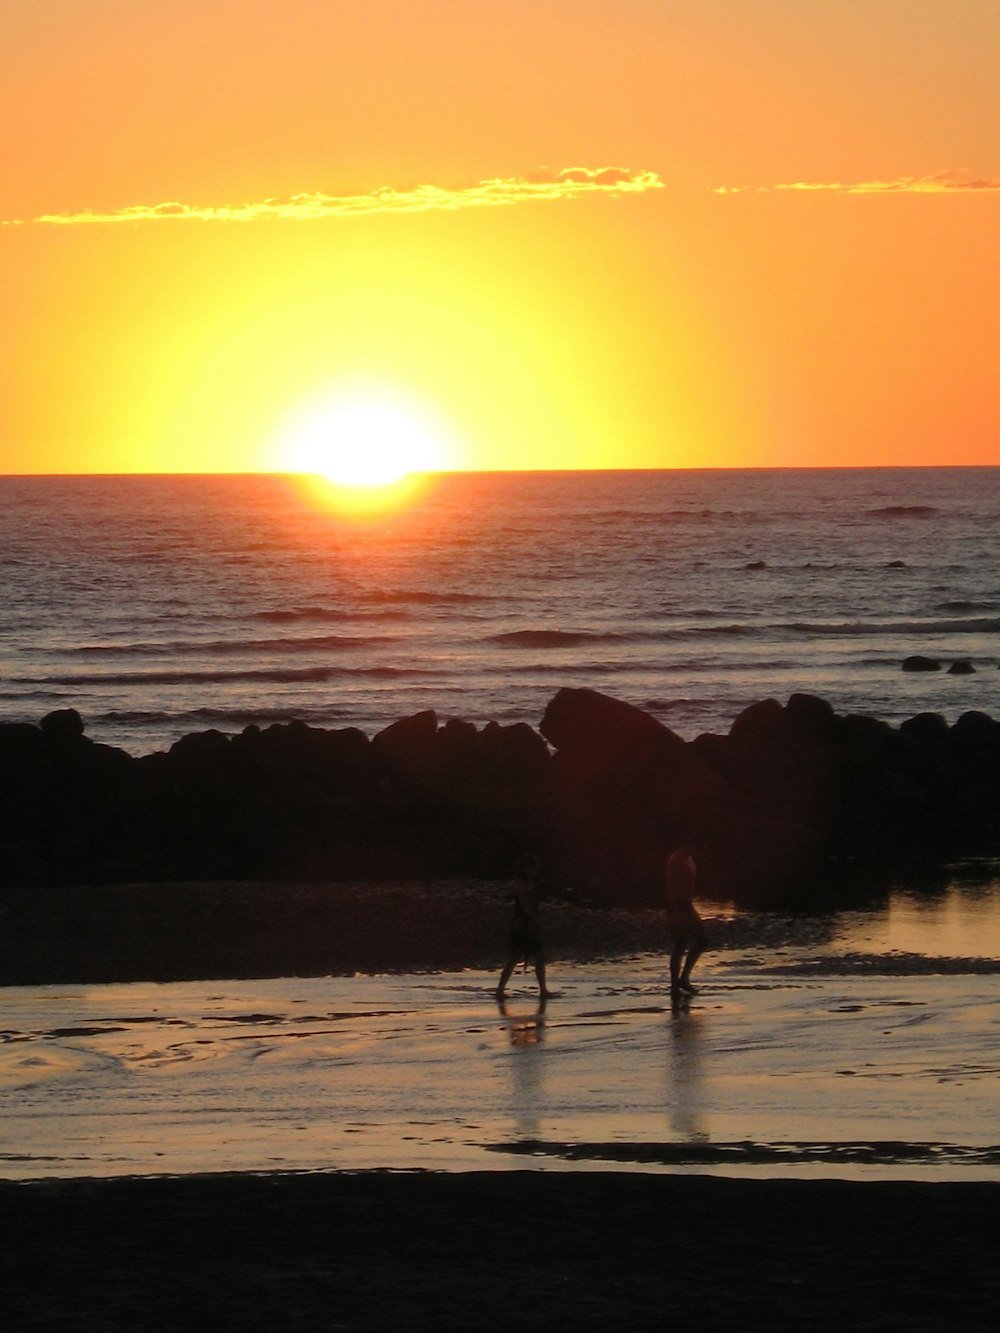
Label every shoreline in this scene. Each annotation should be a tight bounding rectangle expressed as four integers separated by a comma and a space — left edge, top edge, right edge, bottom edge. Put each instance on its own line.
4, 1170, 998, 1330
5, 876, 1000, 988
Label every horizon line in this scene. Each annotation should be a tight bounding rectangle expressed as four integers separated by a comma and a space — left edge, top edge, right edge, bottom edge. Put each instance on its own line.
2, 463, 998, 480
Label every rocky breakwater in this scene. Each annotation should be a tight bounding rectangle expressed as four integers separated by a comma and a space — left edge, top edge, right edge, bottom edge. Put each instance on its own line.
538, 688, 1000, 905
1, 690, 998, 908
0, 706, 550, 892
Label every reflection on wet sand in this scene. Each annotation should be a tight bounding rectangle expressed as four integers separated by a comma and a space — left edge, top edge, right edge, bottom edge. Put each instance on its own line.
667, 1007, 708, 1147
497, 998, 547, 1144
498, 998, 546, 1049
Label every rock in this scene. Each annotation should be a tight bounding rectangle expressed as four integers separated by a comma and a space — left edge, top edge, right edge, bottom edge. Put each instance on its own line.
947, 659, 976, 675
899, 712, 950, 752
168, 728, 231, 765
540, 687, 681, 758
372, 710, 439, 795
5, 690, 1000, 909
948, 711, 1000, 770
785, 692, 839, 741
901, 655, 942, 672
39, 708, 86, 740
538, 688, 738, 904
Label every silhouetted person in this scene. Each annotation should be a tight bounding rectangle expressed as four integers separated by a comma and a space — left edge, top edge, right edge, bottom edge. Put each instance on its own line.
666, 841, 708, 1001
496, 854, 554, 1002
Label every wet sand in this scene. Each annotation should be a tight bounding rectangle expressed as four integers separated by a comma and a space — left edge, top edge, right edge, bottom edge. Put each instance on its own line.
4, 962, 1000, 1181
4, 880, 1000, 1327
4, 1170, 999, 1331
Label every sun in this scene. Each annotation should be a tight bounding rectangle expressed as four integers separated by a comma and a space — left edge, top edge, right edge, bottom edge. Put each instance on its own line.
274, 392, 452, 488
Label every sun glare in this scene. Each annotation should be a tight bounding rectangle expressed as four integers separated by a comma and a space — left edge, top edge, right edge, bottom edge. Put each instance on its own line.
274, 394, 452, 489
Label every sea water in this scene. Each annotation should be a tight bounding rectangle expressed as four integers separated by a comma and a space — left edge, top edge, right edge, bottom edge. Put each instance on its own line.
2, 468, 998, 755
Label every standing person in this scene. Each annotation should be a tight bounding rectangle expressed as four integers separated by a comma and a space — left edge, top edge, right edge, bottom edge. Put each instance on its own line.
665, 840, 708, 1000
496, 854, 554, 1002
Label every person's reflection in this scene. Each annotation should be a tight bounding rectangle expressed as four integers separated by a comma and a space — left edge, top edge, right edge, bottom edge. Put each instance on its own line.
497, 997, 546, 1048
667, 1005, 709, 1146
497, 998, 546, 1143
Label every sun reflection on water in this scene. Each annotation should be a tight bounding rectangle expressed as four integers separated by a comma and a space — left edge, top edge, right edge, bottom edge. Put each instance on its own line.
831, 881, 1000, 959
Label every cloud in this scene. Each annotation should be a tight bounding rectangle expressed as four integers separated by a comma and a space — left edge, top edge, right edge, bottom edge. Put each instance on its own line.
10, 165, 991, 227
716, 170, 1000, 195
6, 167, 664, 227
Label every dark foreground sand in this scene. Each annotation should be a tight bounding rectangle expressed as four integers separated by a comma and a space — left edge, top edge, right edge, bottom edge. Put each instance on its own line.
3, 1171, 997, 1331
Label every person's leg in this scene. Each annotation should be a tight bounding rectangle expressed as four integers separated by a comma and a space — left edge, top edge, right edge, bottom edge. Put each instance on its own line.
496, 956, 517, 999
669, 919, 687, 993
678, 916, 707, 992
534, 951, 553, 1000
678, 946, 702, 993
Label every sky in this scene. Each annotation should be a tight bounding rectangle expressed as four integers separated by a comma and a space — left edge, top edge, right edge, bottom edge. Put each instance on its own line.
2, 0, 998, 475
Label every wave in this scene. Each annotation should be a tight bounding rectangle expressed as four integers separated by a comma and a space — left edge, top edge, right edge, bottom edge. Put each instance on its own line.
935, 600, 998, 614
500, 657, 804, 676
593, 507, 749, 523
19, 665, 434, 687
254, 606, 406, 624
97, 705, 356, 728
489, 629, 629, 648
643, 697, 713, 713
777, 616, 1000, 637
869, 505, 940, 517
364, 589, 494, 606
489, 624, 758, 648
66, 633, 395, 657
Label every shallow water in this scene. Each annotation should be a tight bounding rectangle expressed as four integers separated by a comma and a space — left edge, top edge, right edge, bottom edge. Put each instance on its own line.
830, 882, 1000, 960
3, 936, 998, 1184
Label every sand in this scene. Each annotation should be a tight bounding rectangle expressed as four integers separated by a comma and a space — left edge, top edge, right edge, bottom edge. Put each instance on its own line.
5, 879, 1000, 1328
4, 961, 999, 1181
3, 1170, 999, 1331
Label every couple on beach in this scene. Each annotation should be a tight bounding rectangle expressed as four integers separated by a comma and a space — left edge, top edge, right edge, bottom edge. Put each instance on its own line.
495, 840, 708, 1004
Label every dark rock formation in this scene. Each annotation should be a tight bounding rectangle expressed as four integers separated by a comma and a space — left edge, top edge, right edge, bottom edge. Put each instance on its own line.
902, 656, 942, 672
538, 687, 738, 905
1, 690, 998, 914
0, 710, 548, 893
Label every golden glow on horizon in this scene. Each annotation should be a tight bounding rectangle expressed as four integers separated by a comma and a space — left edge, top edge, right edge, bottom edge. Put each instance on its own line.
292, 469, 437, 516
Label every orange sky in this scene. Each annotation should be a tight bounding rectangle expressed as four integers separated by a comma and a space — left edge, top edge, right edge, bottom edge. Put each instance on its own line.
2, 0, 998, 474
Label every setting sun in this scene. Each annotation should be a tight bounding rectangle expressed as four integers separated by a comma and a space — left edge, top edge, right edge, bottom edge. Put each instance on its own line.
272, 392, 454, 487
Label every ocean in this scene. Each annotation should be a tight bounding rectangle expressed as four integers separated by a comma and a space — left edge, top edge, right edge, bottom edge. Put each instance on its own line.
1, 467, 998, 756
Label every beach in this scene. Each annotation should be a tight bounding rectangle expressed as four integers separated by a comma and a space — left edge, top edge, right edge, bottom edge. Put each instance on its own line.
4, 878, 1000, 1326
5, 881, 1000, 1180
4, 1169, 999, 1331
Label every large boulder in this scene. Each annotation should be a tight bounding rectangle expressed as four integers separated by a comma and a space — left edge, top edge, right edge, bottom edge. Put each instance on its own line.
538, 689, 738, 905
39, 708, 86, 741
